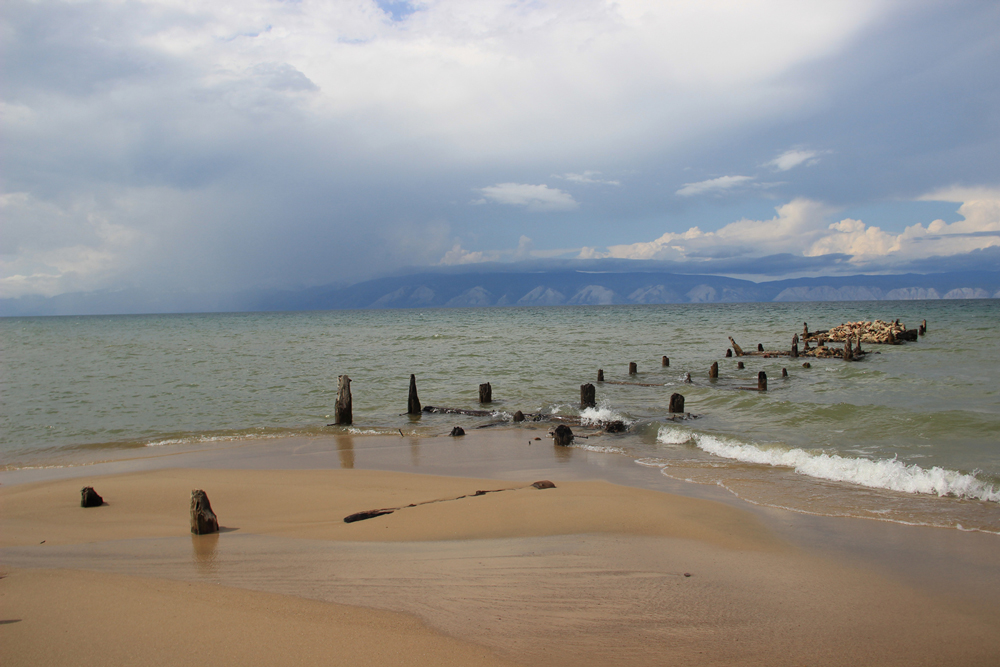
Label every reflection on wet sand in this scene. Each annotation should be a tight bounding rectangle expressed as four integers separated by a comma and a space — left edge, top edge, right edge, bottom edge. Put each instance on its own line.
335, 434, 354, 469
191, 532, 219, 575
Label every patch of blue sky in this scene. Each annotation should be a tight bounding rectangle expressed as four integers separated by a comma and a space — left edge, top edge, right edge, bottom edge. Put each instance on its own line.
376, 0, 419, 23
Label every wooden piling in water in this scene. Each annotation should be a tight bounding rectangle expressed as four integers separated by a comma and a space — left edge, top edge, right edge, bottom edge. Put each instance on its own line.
726, 349, 733, 357
709, 362, 719, 379
662, 356, 669, 367
335, 375, 352, 425
728, 337, 745, 356
757, 343, 764, 352
479, 382, 492, 404
629, 362, 638, 375
580, 383, 596, 409
758, 371, 767, 391
597, 369, 604, 382
737, 361, 744, 370
668, 393, 685, 413
782, 368, 788, 377
407, 374, 421, 415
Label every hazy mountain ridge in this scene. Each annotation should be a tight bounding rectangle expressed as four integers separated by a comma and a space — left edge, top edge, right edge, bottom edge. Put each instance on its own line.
3, 269, 998, 316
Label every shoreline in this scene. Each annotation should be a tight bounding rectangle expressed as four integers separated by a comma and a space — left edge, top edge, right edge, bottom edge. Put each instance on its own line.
3, 430, 1000, 665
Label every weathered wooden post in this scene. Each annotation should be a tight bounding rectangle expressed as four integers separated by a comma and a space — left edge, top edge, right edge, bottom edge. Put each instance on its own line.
781, 368, 788, 377
726, 349, 733, 357
803, 322, 809, 338
513, 411, 525, 422
629, 362, 638, 375
580, 383, 596, 409
684, 372, 692, 383
855, 335, 863, 354
407, 374, 421, 414
758, 371, 767, 392
81, 486, 103, 508
190, 489, 219, 535
479, 382, 492, 404
919, 319, 927, 335
709, 362, 719, 379
843, 338, 854, 361
553, 424, 574, 446
662, 356, 669, 367
728, 337, 744, 356
668, 393, 685, 413
597, 369, 604, 382
737, 361, 745, 369
335, 375, 352, 425
791, 334, 799, 358
757, 343, 764, 352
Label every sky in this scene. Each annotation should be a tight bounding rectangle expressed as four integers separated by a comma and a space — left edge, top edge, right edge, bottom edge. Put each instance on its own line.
2, 0, 1000, 299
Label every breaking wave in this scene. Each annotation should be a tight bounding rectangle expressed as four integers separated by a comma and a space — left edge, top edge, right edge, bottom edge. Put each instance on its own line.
657, 427, 1000, 503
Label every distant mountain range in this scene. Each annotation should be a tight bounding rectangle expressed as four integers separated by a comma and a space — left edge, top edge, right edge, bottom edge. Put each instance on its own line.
3, 266, 999, 316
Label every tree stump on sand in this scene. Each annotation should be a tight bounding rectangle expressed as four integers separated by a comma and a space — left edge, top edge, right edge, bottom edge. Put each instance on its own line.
553, 424, 574, 447
190, 490, 219, 535
81, 486, 103, 508
668, 393, 685, 413
335, 375, 352, 425
407, 374, 421, 415
532, 480, 556, 489
628, 362, 638, 375
758, 371, 767, 392
709, 362, 719, 379
580, 383, 596, 409
662, 356, 669, 367
479, 382, 492, 404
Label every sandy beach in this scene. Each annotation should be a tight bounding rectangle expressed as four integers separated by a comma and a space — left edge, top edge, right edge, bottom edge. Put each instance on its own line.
3, 430, 1000, 666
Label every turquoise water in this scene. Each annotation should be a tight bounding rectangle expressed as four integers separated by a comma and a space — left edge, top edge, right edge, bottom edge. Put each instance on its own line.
2, 301, 998, 531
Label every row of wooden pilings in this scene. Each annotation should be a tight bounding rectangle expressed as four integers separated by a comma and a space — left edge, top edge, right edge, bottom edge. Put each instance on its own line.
332, 374, 497, 426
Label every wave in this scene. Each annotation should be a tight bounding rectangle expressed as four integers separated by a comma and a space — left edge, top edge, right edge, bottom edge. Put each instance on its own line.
579, 404, 632, 426
657, 427, 1000, 503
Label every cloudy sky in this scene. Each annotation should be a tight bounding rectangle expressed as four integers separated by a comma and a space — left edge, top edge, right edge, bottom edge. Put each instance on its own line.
3, 0, 1000, 298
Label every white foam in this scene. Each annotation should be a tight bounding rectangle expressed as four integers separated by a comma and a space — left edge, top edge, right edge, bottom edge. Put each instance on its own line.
656, 427, 693, 445
573, 443, 626, 455
658, 427, 1000, 503
579, 403, 632, 426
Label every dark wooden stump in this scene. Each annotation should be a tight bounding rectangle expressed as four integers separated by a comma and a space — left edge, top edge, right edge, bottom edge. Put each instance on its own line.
791, 342, 798, 358
709, 362, 718, 379
728, 337, 744, 356
407, 374, 421, 415
855, 336, 863, 354
513, 410, 525, 422
843, 338, 854, 361
81, 486, 103, 508
628, 362, 637, 375
726, 349, 733, 357
802, 362, 811, 368
684, 372, 692, 383
662, 356, 669, 367
668, 393, 685, 413
532, 480, 556, 489
580, 383, 596, 408
920, 319, 927, 335
758, 371, 767, 391
757, 343, 764, 352
803, 322, 809, 338
450, 426, 465, 436
737, 361, 745, 370
553, 424, 574, 446
782, 368, 788, 377
190, 489, 219, 535
597, 369, 604, 382
335, 375, 352, 425
479, 382, 492, 403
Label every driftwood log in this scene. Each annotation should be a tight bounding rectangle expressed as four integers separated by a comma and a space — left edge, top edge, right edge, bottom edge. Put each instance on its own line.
728, 337, 745, 356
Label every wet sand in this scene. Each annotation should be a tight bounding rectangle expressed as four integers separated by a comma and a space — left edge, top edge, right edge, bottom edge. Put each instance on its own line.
2, 430, 1000, 666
